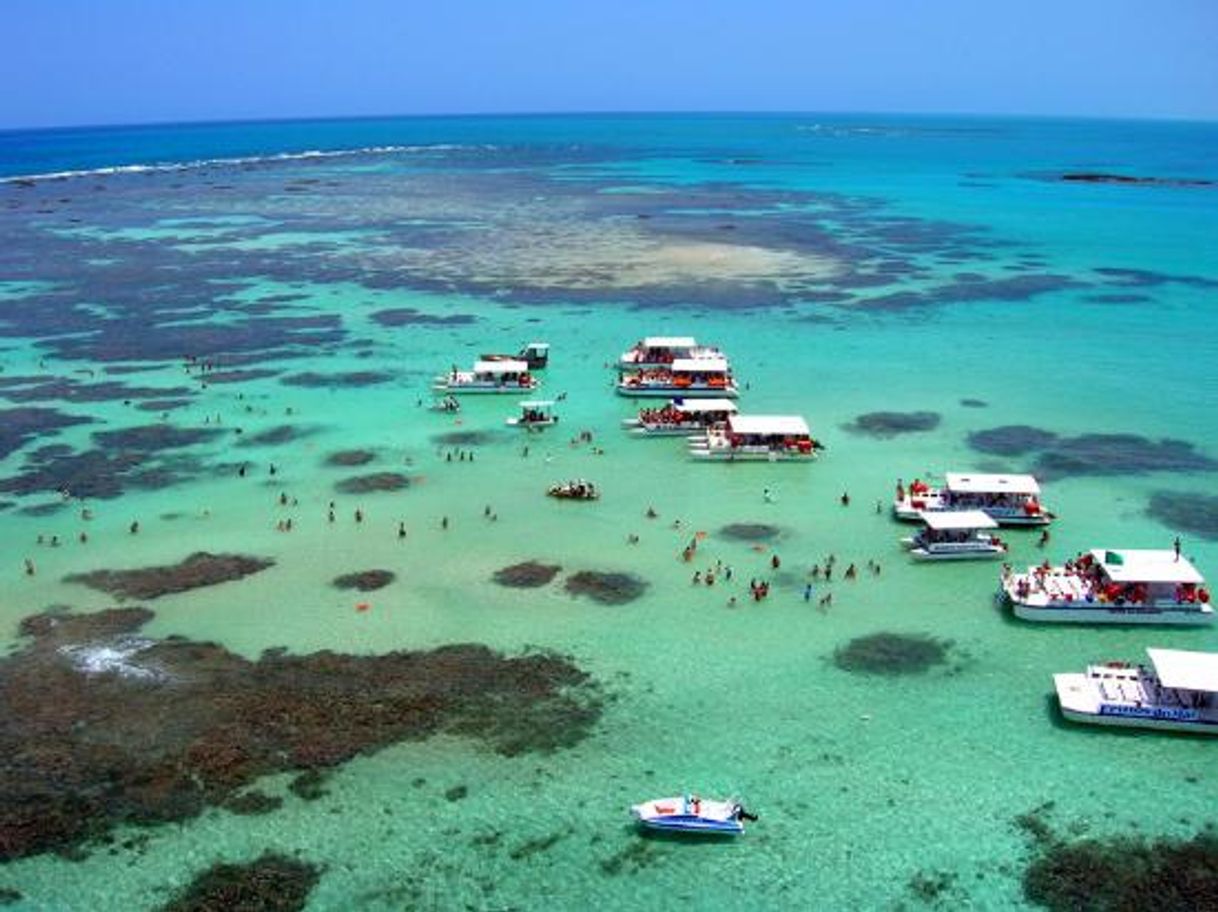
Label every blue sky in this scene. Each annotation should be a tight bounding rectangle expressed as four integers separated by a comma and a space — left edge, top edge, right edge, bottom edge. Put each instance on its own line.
3, 0, 1216, 128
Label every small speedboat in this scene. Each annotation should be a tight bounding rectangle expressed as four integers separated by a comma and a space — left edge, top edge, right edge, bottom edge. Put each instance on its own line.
631, 795, 754, 835
547, 479, 599, 500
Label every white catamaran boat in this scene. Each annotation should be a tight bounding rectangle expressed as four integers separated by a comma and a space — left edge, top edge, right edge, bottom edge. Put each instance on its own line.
621, 398, 738, 436
618, 336, 723, 369
616, 358, 738, 399
631, 795, 754, 836
506, 400, 558, 428
903, 510, 1007, 561
1054, 648, 1218, 734
1001, 549, 1214, 625
894, 473, 1053, 526
689, 415, 822, 461
433, 360, 539, 395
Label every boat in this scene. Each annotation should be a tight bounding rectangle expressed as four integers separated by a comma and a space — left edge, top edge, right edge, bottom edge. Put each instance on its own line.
506, 400, 558, 428
618, 336, 723, 369
1054, 648, 1218, 734
616, 358, 738, 399
547, 479, 599, 500
903, 510, 1007, 561
621, 398, 738, 436
631, 795, 754, 836
689, 415, 822, 461
893, 473, 1053, 526
433, 360, 539, 394
482, 342, 550, 370
1001, 549, 1214, 625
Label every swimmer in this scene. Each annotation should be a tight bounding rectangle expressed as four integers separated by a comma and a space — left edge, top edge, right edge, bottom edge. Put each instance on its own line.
840, 492, 850, 507
441, 516, 449, 530
763, 488, 774, 504
354, 508, 364, 523
130, 521, 140, 534
399, 522, 407, 539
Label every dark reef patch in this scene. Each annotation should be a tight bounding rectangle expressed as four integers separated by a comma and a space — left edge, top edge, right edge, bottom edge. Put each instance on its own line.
432, 429, 502, 447
332, 570, 396, 592
223, 791, 284, 816
1084, 293, 1151, 305
65, 552, 275, 600
1146, 491, 1218, 540
967, 427, 1218, 478
92, 424, 223, 452
718, 523, 782, 542
16, 501, 66, 517
334, 472, 412, 494
288, 770, 330, 802
324, 449, 375, 467
960, 398, 987, 408
844, 411, 941, 438
1023, 832, 1218, 912
493, 561, 562, 588
862, 273, 1082, 312
0, 406, 93, 459
833, 633, 951, 676
564, 571, 648, 605
200, 368, 280, 385
0, 607, 601, 860
1033, 434, 1217, 479
0, 446, 207, 499
161, 853, 320, 912
967, 425, 1059, 456
136, 398, 194, 412
236, 425, 313, 448
280, 371, 393, 389
370, 308, 478, 327
1059, 171, 1214, 188
0, 378, 194, 405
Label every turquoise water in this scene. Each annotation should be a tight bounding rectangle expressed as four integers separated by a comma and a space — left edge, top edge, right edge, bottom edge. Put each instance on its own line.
1, 114, 1217, 909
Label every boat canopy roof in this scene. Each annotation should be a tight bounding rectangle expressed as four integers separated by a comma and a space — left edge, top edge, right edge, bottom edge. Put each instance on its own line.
1148, 648, 1218, 693
672, 398, 738, 414
672, 357, 728, 373
474, 359, 528, 373
642, 336, 696, 348
1091, 549, 1205, 585
920, 510, 998, 531
944, 472, 1040, 495
518, 400, 554, 409
728, 415, 810, 437
524, 342, 549, 350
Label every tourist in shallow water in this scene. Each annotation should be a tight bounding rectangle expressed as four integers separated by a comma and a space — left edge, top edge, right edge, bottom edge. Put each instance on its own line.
130, 521, 139, 534
398, 522, 407, 539
354, 509, 363, 523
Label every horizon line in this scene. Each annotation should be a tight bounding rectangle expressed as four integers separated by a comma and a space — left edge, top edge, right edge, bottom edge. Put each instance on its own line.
3, 106, 1216, 136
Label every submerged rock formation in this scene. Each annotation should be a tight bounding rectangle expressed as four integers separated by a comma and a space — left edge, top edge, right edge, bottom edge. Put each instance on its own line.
65, 552, 275, 600
0, 607, 601, 861
160, 853, 321, 912
492, 561, 562, 588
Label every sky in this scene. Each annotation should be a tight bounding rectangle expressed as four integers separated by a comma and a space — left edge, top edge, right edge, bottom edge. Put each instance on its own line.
2, 0, 1216, 129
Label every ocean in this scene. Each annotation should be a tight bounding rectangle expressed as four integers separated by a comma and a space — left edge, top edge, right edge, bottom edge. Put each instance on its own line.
1, 113, 1216, 910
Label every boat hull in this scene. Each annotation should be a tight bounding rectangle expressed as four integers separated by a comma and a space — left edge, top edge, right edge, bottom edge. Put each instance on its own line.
911, 547, 1004, 561
617, 385, 739, 399
689, 447, 815, 462
1008, 595, 1215, 626
894, 502, 1050, 527
1059, 706, 1218, 734
433, 383, 539, 395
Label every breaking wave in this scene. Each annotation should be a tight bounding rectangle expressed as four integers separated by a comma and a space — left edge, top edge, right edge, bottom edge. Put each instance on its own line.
0, 143, 493, 185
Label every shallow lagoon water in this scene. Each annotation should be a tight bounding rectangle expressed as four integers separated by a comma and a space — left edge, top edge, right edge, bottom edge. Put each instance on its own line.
1, 114, 1217, 909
